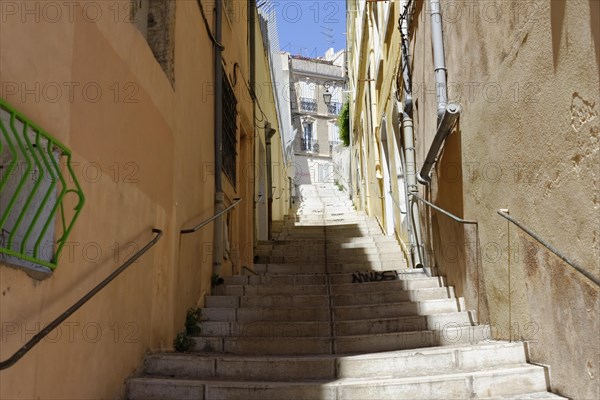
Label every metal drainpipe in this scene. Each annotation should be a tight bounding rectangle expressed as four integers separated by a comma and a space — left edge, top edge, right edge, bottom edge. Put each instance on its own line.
265, 123, 276, 240
249, 0, 257, 248
398, 0, 425, 269
417, 103, 461, 184
429, 0, 447, 122
213, 0, 224, 275
418, 0, 461, 184
399, 101, 425, 269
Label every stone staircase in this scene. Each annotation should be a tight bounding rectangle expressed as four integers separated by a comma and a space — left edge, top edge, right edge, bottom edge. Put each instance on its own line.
127, 183, 564, 399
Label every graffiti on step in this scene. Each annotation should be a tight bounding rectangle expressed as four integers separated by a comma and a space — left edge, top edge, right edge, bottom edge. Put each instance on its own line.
351, 270, 399, 283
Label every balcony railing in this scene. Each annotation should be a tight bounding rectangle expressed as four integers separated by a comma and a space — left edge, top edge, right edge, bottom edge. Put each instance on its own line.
0, 98, 85, 274
300, 138, 319, 153
327, 102, 342, 115
299, 97, 317, 113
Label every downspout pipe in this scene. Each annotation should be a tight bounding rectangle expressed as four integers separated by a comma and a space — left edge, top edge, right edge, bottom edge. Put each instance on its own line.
398, 0, 425, 269
429, 0, 447, 122
249, 0, 257, 247
213, 0, 224, 275
417, 103, 461, 184
419, 0, 462, 184
265, 123, 276, 239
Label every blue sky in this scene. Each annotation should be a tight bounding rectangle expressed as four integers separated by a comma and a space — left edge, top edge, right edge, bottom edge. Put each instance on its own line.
271, 0, 346, 57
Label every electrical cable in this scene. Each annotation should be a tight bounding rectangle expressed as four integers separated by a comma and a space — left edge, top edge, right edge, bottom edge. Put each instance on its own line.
197, 0, 225, 50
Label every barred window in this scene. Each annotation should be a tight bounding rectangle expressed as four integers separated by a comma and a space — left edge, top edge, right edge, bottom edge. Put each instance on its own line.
222, 70, 237, 187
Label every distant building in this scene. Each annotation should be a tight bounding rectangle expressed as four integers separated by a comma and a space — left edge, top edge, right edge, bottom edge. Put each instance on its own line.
287, 49, 346, 158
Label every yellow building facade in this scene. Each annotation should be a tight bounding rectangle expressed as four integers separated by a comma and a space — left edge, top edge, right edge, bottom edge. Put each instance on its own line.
347, 1, 599, 398
0, 0, 289, 398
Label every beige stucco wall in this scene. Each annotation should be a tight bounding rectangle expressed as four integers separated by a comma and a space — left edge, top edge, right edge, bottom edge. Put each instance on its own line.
410, 1, 599, 398
348, 0, 599, 398
0, 1, 260, 398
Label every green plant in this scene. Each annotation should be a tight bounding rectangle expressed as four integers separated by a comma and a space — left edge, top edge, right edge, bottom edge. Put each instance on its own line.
173, 330, 194, 352
334, 179, 344, 192
185, 308, 202, 336
173, 307, 202, 352
337, 101, 350, 146
211, 273, 224, 287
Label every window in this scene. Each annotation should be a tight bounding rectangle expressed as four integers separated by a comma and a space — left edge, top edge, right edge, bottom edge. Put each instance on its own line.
301, 121, 317, 152
298, 80, 317, 112
327, 85, 343, 115
328, 121, 341, 153
222, 69, 238, 187
131, 0, 176, 87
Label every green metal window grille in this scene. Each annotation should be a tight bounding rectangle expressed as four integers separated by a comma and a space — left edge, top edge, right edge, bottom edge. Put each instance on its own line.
0, 98, 85, 272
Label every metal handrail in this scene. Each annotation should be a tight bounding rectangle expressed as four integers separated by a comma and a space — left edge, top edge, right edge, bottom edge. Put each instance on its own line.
389, 190, 407, 214
410, 193, 477, 225
497, 209, 600, 287
242, 266, 258, 276
181, 198, 242, 234
0, 228, 163, 370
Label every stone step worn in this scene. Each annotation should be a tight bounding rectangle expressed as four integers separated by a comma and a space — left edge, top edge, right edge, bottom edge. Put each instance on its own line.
127, 182, 562, 400
139, 342, 528, 382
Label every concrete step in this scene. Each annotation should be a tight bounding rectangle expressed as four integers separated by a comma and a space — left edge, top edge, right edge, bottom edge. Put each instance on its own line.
257, 252, 405, 264
200, 298, 465, 323
218, 277, 444, 296
206, 286, 452, 309
335, 365, 550, 400
217, 282, 328, 296
138, 342, 528, 382
332, 286, 454, 305
328, 236, 398, 244
331, 277, 445, 293
328, 240, 403, 249
290, 220, 378, 226
333, 298, 466, 321
221, 269, 427, 286
199, 311, 473, 337
276, 233, 386, 240
495, 393, 567, 399
206, 294, 329, 309
256, 242, 403, 257
253, 260, 409, 274
289, 211, 366, 218
128, 364, 550, 400
191, 324, 490, 355
257, 236, 399, 247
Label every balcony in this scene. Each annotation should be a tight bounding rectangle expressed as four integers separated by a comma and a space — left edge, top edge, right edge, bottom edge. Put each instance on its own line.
299, 97, 318, 113
327, 102, 342, 115
300, 138, 319, 153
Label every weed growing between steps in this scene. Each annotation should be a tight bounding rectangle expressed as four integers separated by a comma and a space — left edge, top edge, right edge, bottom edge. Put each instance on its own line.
211, 273, 224, 287
173, 308, 202, 352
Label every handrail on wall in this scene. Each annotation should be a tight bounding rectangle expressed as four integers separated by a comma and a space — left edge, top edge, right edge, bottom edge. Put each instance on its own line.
410, 193, 477, 225
497, 209, 600, 287
0, 228, 164, 370
180, 198, 242, 234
